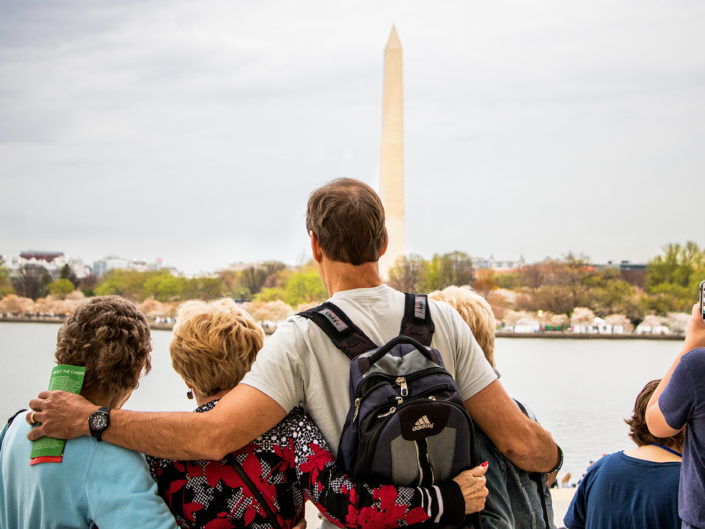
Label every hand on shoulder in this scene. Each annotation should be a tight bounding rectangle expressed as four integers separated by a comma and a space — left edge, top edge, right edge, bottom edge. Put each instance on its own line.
26, 391, 96, 441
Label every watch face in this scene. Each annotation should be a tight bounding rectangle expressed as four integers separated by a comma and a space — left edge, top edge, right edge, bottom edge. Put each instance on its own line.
91, 414, 108, 430
90, 408, 110, 437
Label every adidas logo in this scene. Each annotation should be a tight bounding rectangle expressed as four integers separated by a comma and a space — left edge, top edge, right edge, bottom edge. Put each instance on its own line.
412, 415, 434, 431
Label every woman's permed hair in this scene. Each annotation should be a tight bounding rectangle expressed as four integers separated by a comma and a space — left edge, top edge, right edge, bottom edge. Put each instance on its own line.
169, 298, 264, 397
625, 379, 685, 449
428, 285, 496, 367
55, 296, 152, 400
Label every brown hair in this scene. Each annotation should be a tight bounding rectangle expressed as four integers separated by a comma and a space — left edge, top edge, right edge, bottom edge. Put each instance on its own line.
169, 298, 264, 397
306, 178, 388, 265
429, 286, 496, 367
55, 296, 152, 400
626, 379, 685, 449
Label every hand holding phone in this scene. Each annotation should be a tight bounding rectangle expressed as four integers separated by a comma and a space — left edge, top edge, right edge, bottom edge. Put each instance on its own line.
684, 285, 705, 351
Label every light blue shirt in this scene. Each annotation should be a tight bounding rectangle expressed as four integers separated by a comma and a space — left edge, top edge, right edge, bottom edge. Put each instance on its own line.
0, 415, 178, 529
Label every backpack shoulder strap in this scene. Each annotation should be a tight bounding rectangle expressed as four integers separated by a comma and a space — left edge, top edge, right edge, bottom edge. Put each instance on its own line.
399, 293, 435, 346
298, 302, 377, 359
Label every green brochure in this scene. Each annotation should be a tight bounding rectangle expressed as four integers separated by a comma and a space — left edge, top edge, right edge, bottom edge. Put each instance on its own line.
29, 364, 86, 465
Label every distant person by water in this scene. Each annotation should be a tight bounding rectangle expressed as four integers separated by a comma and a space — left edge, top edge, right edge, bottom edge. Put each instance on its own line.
429, 285, 558, 529
0, 296, 178, 529
646, 303, 705, 529
564, 379, 683, 529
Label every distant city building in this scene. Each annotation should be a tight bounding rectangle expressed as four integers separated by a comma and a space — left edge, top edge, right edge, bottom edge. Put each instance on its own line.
91, 255, 171, 277
3, 251, 177, 280
4, 252, 90, 279
472, 255, 526, 272
598, 260, 646, 272
19, 251, 64, 263
223, 261, 291, 272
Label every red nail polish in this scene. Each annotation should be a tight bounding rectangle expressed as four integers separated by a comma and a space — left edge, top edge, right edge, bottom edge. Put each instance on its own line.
481, 461, 488, 467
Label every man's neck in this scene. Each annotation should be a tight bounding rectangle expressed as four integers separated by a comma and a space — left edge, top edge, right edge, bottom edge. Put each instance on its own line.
320, 259, 384, 296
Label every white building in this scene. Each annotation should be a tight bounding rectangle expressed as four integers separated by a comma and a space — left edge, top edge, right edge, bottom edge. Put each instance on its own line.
3, 252, 90, 279
92, 256, 169, 277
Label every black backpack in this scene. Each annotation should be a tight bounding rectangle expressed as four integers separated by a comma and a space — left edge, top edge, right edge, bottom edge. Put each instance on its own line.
299, 293, 479, 525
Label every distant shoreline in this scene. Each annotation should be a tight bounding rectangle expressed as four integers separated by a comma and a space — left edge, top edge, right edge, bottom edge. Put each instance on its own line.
0, 316, 175, 331
1, 317, 685, 340
495, 331, 683, 341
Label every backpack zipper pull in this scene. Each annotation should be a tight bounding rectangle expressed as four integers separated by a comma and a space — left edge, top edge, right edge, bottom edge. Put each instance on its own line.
396, 376, 409, 397
352, 398, 361, 422
378, 406, 397, 418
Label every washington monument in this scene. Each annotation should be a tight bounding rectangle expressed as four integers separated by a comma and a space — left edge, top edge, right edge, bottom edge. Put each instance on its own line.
379, 25, 405, 279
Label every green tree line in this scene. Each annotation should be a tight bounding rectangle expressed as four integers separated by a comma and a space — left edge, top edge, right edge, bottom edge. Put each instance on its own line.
1, 242, 703, 321
0, 260, 326, 307
386, 242, 704, 323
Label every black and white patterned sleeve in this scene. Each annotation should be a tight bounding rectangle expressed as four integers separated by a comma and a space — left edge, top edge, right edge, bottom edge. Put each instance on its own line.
280, 407, 465, 529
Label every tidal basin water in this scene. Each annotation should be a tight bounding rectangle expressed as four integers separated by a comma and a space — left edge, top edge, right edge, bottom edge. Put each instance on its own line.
0, 322, 680, 478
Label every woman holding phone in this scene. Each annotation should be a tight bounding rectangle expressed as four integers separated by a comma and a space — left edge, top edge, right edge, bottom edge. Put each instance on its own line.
646, 294, 705, 529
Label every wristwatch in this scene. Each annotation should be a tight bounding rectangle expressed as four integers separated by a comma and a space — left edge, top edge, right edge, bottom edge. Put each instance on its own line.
88, 407, 110, 441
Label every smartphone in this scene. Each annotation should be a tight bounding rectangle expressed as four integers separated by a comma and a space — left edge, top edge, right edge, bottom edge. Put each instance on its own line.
701, 281, 705, 321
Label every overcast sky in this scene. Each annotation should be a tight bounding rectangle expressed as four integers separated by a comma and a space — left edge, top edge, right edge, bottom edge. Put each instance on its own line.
1, 0, 703, 274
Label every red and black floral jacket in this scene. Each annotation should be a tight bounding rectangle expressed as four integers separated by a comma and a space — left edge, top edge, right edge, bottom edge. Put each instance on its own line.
148, 403, 463, 529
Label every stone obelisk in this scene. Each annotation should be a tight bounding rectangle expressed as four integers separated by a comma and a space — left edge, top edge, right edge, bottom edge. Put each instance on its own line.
379, 25, 405, 280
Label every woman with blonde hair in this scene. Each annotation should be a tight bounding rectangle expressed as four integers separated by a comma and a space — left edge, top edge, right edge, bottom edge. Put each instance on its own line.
148, 298, 487, 529
429, 285, 556, 529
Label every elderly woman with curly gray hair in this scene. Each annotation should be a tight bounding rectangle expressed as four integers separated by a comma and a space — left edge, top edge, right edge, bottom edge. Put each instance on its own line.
0, 296, 178, 529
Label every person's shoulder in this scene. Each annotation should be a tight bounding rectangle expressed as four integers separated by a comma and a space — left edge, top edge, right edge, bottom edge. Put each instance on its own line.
426, 297, 464, 334
91, 438, 149, 468
258, 314, 316, 351
1, 415, 32, 457
259, 405, 312, 437
4, 411, 30, 436
428, 297, 476, 351
579, 453, 612, 479
682, 347, 705, 366
427, 296, 455, 319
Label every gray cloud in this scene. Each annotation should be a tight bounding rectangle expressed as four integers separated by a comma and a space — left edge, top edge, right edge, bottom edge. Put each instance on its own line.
1, 0, 703, 273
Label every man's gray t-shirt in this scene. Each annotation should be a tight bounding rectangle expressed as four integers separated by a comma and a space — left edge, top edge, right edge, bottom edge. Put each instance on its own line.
242, 284, 497, 453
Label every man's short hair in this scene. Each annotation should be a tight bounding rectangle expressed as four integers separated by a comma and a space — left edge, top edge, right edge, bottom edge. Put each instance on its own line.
429, 286, 496, 367
55, 296, 152, 400
625, 379, 685, 449
169, 298, 264, 397
306, 178, 388, 265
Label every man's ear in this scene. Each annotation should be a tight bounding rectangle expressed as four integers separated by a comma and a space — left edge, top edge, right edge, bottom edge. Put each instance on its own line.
310, 231, 324, 263
379, 228, 389, 257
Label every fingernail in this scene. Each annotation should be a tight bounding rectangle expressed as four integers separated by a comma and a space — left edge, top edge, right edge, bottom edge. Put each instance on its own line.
481, 461, 488, 467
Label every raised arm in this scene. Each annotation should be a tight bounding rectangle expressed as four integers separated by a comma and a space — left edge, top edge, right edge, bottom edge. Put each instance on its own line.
646, 303, 705, 437
465, 379, 560, 473
27, 383, 286, 460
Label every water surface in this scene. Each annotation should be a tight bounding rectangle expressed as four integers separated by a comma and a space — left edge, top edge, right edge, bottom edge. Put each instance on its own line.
0, 323, 680, 477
